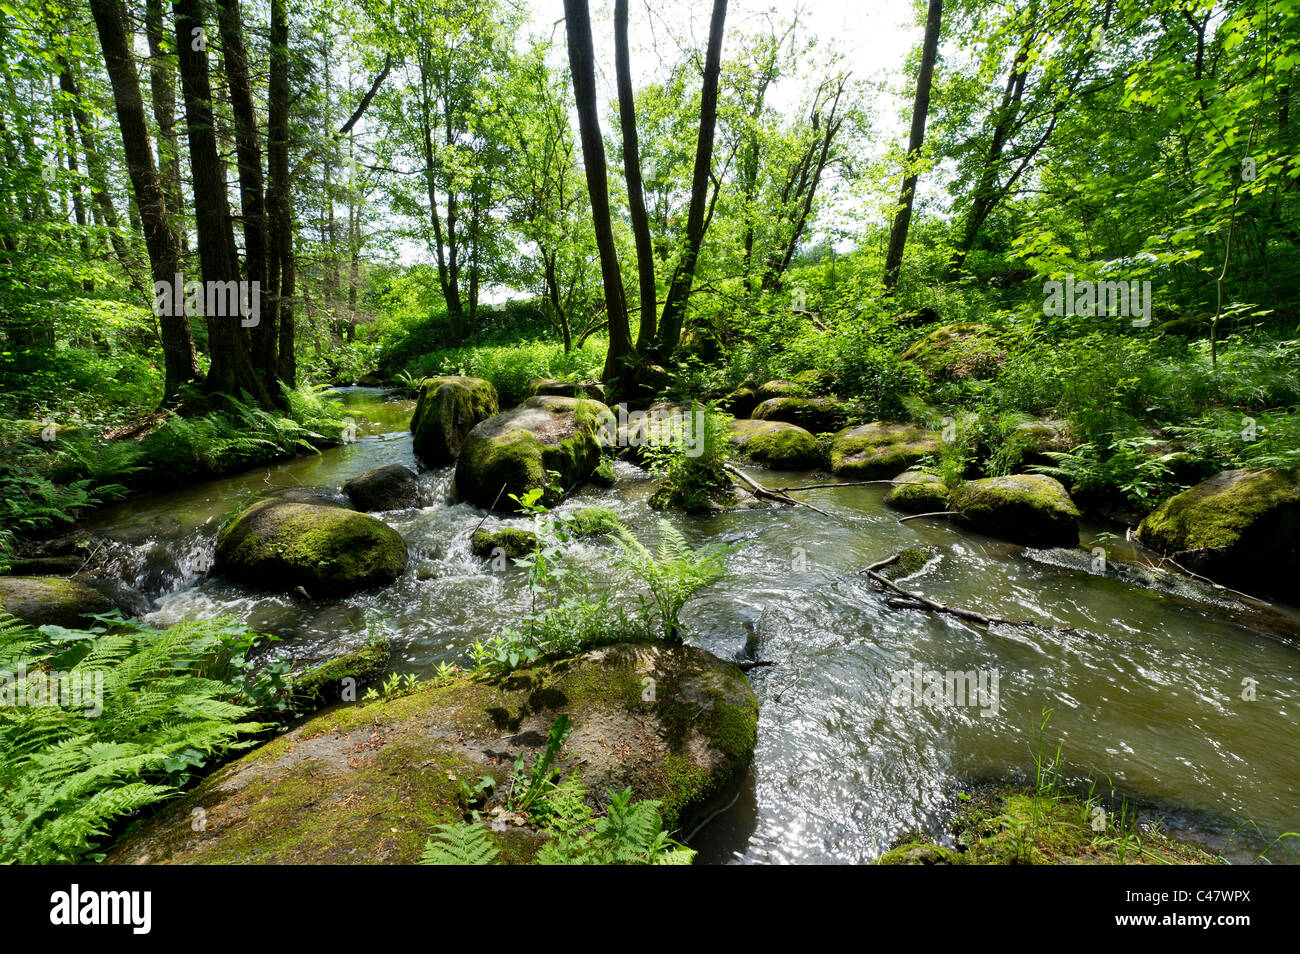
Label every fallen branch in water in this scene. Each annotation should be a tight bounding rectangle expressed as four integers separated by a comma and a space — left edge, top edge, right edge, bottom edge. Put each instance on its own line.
860, 552, 1071, 631
769, 479, 905, 492
724, 462, 842, 520
896, 510, 966, 524
735, 659, 774, 672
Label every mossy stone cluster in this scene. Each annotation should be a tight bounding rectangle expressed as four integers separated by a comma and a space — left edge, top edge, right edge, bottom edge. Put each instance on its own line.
829, 422, 940, 478
1136, 467, 1300, 595
409, 375, 499, 467
728, 418, 823, 469
948, 474, 1080, 547
105, 642, 758, 864
900, 322, 1010, 381
453, 396, 614, 510
215, 498, 408, 597
884, 470, 949, 513
751, 396, 845, 433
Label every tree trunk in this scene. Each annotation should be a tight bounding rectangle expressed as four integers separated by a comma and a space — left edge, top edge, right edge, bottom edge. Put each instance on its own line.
86, 0, 200, 400
173, 0, 271, 405
564, 0, 632, 387
615, 0, 657, 353
143, 0, 187, 254
655, 0, 728, 360
883, 0, 942, 289
267, 0, 293, 388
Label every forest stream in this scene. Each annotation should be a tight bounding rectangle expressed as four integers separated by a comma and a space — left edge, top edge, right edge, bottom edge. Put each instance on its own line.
78, 387, 1300, 864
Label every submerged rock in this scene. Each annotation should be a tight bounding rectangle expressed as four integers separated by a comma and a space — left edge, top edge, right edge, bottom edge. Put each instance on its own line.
106, 642, 758, 864
883, 469, 949, 513
344, 464, 418, 512
215, 499, 408, 597
751, 396, 844, 433
0, 576, 116, 628
453, 396, 614, 510
829, 422, 940, 478
1136, 467, 1300, 596
728, 419, 822, 469
409, 375, 499, 467
948, 474, 1080, 547
470, 526, 537, 560
256, 485, 355, 509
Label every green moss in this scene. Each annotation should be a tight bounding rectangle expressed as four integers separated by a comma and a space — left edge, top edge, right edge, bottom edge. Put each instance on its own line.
829, 422, 940, 478
0, 575, 116, 628
470, 527, 537, 560
751, 396, 844, 433
884, 470, 948, 513
291, 639, 391, 709
215, 499, 409, 596
948, 474, 1080, 547
900, 323, 1010, 381
730, 419, 822, 468
876, 785, 1221, 865
568, 505, 624, 537
453, 396, 613, 510
410, 375, 499, 466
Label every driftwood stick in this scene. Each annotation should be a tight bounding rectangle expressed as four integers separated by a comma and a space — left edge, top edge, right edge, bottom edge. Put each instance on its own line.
770, 480, 906, 492
724, 462, 841, 520
897, 510, 966, 524
859, 551, 1071, 631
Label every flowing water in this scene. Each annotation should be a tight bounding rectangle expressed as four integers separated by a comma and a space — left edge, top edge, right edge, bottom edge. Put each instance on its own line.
84, 387, 1300, 865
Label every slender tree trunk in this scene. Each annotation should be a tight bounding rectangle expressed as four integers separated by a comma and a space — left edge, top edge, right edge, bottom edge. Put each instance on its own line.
215, 0, 279, 401
883, 0, 942, 289
655, 0, 728, 361
86, 0, 200, 400
143, 0, 187, 254
173, 0, 270, 405
615, 0, 657, 352
564, 0, 632, 387
267, 0, 292, 387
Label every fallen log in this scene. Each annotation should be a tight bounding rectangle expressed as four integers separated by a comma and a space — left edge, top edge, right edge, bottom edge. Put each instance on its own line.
724, 462, 842, 520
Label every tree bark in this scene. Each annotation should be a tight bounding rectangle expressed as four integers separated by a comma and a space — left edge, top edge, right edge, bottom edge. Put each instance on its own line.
143, 0, 187, 254
883, 0, 942, 289
85, 0, 200, 400
614, 0, 657, 353
564, 0, 632, 387
267, 0, 295, 387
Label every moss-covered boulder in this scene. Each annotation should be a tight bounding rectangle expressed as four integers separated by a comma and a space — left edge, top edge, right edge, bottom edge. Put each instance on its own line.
409, 375, 499, 467
884, 470, 949, 513
0, 576, 116, 628
2, 555, 83, 576
728, 419, 822, 469
526, 378, 607, 402
470, 526, 537, 560
829, 422, 940, 478
106, 642, 757, 864
901, 323, 1010, 381
343, 464, 418, 512
755, 379, 807, 401
568, 505, 624, 537
948, 474, 1080, 547
453, 396, 614, 510
723, 382, 760, 418
215, 499, 408, 597
751, 396, 844, 433
290, 640, 390, 711
1136, 468, 1300, 596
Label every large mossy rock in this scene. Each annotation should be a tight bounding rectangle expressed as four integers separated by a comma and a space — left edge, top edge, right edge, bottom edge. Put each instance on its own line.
343, 464, 418, 512
829, 422, 940, 478
728, 418, 822, 469
409, 375, 498, 467
106, 643, 758, 864
215, 499, 408, 597
884, 470, 948, 513
0, 576, 116, 628
948, 475, 1080, 547
1136, 468, 1300, 596
751, 396, 844, 433
901, 323, 1010, 381
453, 395, 614, 510
526, 378, 607, 402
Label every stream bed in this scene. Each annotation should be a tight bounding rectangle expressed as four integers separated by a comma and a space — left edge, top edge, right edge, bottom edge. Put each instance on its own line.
84, 387, 1300, 864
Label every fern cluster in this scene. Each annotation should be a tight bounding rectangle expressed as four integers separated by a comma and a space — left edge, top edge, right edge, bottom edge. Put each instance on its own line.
0, 612, 273, 864
420, 776, 694, 866
614, 519, 739, 643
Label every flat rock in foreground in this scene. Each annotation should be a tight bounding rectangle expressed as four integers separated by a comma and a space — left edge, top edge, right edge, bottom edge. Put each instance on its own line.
107, 643, 757, 864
